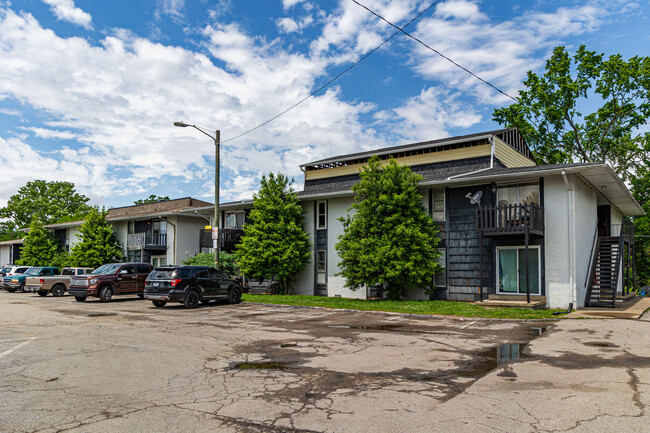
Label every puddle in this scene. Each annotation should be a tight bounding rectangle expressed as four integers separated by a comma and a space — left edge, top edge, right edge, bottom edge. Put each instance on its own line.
528, 326, 549, 337
233, 361, 290, 370
584, 342, 618, 348
87, 312, 118, 317
327, 324, 400, 331
458, 343, 529, 377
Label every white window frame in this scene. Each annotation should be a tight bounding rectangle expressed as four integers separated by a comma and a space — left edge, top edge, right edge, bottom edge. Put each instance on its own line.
495, 245, 541, 295
317, 200, 327, 230
225, 211, 246, 229
431, 187, 445, 222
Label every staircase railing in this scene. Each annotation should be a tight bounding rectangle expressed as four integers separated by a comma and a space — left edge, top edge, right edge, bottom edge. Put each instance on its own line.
584, 224, 600, 305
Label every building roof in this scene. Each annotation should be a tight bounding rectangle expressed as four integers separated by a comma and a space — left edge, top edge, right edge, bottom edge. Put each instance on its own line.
298, 162, 644, 216
300, 128, 533, 170
44, 220, 86, 229
106, 197, 212, 221
0, 238, 24, 245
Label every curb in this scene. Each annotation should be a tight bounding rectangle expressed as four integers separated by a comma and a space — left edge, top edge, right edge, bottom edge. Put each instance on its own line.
241, 301, 560, 322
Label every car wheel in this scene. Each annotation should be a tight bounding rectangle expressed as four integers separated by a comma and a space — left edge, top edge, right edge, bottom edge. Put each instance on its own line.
51, 285, 65, 297
99, 286, 112, 303
75, 296, 86, 302
37, 290, 48, 297
227, 286, 242, 304
184, 290, 200, 309
7, 288, 16, 293
152, 300, 166, 308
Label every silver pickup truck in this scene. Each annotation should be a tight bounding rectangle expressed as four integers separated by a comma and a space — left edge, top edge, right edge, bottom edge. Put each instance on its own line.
25, 267, 95, 297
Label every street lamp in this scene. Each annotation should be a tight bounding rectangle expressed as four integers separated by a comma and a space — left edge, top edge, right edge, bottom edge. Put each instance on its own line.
173, 121, 220, 270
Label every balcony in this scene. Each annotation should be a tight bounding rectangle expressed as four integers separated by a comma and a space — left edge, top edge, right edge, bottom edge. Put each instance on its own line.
127, 232, 167, 251
477, 203, 544, 236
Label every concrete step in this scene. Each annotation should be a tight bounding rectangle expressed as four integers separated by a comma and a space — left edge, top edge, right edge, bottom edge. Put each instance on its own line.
474, 299, 547, 310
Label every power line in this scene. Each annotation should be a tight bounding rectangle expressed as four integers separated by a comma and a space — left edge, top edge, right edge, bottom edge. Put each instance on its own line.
351, 0, 518, 102
221, 0, 441, 144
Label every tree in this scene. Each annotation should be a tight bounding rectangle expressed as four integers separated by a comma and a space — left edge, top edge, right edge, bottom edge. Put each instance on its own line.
0, 180, 93, 240
235, 173, 310, 294
16, 219, 61, 266
134, 195, 170, 205
493, 45, 650, 180
70, 209, 123, 268
182, 252, 237, 275
335, 156, 441, 300
631, 168, 650, 286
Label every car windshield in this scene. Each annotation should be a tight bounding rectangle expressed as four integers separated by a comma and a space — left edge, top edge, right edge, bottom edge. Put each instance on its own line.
1, 267, 10, 273
24, 268, 41, 275
92, 264, 121, 275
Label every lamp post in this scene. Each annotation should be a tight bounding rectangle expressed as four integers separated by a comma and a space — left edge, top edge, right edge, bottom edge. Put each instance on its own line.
173, 121, 220, 270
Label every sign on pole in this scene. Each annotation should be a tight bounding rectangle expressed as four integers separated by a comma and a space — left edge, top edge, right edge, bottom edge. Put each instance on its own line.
211, 227, 219, 240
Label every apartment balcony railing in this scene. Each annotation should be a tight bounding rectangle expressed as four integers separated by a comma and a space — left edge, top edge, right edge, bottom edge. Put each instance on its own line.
476, 203, 544, 236
127, 232, 167, 251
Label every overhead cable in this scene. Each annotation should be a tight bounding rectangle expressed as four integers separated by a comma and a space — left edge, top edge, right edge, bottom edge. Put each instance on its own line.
221, 0, 441, 144
351, 0, 518, 102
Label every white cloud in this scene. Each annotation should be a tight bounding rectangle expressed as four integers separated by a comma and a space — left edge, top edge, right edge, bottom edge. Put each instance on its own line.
21, 127, 78, 140
276, 17, 299, 33
282, 0, 306, 10
41, 0, 92, 30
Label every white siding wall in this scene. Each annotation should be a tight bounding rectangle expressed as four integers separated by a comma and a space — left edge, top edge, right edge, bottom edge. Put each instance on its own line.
326, 196, 365, 298
0, 245, 11, 264
68, 227, 83, 248
172, 216, 205, 265
293, 200, 315, 295
111, 221, 128, 257
572, 176, 598, 308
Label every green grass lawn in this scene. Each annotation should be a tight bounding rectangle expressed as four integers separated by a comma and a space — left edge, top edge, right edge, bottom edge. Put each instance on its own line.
242, 294, 565, 320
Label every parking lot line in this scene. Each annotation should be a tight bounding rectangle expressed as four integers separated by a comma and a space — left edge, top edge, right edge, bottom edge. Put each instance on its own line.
461, 321, 477, 329
0, 337, 36, 359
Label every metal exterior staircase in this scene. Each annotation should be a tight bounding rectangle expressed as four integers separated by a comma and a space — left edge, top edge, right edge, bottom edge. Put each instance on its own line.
585, 235, 624, 308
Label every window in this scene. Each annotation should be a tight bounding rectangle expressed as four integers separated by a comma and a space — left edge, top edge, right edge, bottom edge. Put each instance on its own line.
120, 265, 135, 275
316, 250, 326, 285
431, 187, 445, 221
225, 211, 246, 229
434, 248, 446, 287
317, 201, 327, 229
136, 265, 152, 274
497, 182, 540, 207
497, 246, 540, 294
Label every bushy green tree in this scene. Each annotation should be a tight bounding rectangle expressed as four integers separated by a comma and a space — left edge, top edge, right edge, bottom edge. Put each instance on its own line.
235, 173, 310, 294
493, 45, 650, 180
631, 168, 650, 286
17, 219, 61, 266
70, 209, 123, 268
0, 181, 93, 240
51, 251, 74, 270
182, 252, 237, 275
335, 156, 441, 300
134, 195, 170, 205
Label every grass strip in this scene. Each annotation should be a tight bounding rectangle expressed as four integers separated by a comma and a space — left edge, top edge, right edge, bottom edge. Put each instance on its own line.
242, 294, 564, 320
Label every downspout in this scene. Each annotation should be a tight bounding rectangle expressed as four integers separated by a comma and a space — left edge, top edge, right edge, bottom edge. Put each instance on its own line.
165, 219, 177, 266
562, 171, 575, 310
446, 135, 495, 180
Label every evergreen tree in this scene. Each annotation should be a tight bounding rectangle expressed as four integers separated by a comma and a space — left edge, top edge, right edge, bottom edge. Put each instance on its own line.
335, 156, 441, 300
71, 209, 123, 268
17, 219, 61, 266
235, 173, 311, 294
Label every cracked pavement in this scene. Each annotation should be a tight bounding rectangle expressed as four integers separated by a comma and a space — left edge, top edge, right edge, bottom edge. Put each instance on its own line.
1, 291, 649, 432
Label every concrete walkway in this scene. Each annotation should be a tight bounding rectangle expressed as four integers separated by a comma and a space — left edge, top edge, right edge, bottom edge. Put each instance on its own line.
566, 297, 650, 320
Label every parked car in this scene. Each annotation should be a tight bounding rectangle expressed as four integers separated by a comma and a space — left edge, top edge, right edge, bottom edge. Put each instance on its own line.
68, 263, 153, 303
0, 266, 30, 289
144, 265, 243, 309
2, 267, 59, 292
24, 267, 95, 297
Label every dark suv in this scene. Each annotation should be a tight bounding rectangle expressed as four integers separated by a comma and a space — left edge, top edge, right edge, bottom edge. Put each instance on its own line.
144, 266, 243, 309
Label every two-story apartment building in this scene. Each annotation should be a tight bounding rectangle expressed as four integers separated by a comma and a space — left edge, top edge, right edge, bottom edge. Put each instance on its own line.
219, 128, 643, 309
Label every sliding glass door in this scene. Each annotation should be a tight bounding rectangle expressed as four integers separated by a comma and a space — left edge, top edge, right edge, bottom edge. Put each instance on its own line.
497, 247, 540, 294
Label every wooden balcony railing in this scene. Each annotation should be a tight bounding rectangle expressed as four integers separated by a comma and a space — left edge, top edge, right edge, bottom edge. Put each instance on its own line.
476, 203, 544, 236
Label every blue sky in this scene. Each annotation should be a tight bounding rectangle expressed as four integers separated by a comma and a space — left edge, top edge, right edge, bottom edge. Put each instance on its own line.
0, 0, 647, 208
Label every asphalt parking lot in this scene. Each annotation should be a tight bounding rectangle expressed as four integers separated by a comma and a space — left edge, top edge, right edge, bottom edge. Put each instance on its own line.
1, 291, 649, 432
